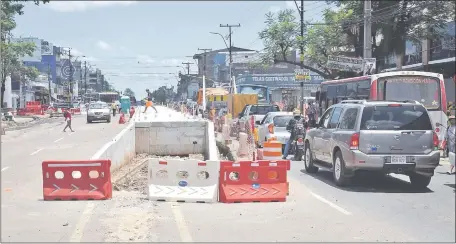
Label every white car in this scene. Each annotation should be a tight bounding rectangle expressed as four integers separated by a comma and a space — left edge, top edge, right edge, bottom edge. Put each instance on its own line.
256, 111, 293, 148
87, 101, 111, 123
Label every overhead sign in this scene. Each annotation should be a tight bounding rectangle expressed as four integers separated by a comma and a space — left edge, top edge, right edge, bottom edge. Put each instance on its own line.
60, 59, 74, 80
41, 40, 53, 55
294, 69, 310, 81
327, 56, 363, 72
363, 58, 376, 75
236, 73, 325, 88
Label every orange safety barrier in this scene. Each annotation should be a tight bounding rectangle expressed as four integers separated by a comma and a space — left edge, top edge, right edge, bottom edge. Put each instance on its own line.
41, 160, 112, 201
218, 160, 289, 203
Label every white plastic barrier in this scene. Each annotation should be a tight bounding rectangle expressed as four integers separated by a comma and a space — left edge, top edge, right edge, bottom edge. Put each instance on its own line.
147, 158, 220, 203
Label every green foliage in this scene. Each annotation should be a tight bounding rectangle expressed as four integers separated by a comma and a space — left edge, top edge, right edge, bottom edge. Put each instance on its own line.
304, 7, 354, 75
325, 0, 455, 70
258, 9, 299, 64
1, 0, 49, 106
123, 88, 135, 98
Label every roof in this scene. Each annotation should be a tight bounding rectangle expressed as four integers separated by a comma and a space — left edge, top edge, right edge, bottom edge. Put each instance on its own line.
193, 46, 255, 59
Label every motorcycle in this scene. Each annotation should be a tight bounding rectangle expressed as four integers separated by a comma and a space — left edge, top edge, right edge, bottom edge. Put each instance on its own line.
286, 118, 307, 160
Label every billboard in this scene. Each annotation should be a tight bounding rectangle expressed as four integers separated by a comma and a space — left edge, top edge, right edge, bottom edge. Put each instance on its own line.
236, 73, 325, 89
223, 51, 261, 64
13, 37, 42, 62
41, 40, 53, 55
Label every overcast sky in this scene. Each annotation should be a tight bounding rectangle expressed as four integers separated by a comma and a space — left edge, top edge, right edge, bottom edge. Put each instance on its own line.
13, 1, 329, 96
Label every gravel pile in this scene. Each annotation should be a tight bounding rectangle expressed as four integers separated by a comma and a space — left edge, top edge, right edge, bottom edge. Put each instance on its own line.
113, 154, 205, 195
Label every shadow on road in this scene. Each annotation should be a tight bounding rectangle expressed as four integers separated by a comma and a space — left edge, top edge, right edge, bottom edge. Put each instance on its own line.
444, 183, 455, 189
300, 169, 433, 193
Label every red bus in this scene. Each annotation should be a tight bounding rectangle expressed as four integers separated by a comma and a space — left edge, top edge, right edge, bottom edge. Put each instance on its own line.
315, 71, 448, 141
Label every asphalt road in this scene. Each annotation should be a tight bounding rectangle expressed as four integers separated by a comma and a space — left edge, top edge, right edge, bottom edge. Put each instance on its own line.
1, 114, 129, 242
1, 108, 454, 242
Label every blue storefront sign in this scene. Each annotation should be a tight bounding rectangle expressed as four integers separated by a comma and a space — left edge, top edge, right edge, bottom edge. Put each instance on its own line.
236, 73, 325, 88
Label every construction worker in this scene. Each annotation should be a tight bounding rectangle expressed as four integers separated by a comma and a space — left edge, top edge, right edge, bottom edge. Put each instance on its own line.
111, 102, 117, 116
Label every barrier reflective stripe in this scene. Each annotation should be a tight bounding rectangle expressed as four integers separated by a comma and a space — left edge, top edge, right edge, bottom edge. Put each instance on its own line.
218, 160, 288, 203
42, 160, 112, 201
147, 159, 220, 203
263, 140, 283, 160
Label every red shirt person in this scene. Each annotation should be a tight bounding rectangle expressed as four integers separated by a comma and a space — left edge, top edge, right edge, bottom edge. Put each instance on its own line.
63, 110, 74, 132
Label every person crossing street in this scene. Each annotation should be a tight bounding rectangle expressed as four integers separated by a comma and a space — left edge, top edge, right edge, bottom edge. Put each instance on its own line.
63, 109, 74, 132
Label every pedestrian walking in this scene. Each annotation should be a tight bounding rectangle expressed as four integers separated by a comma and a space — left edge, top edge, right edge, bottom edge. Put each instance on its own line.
111, 102, 117, 116
63, 110, 74, 132
443, 115, 455, 174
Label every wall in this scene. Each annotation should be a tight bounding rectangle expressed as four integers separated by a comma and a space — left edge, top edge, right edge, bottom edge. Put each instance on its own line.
135, 120, 206, 156
91, 121, 136, 172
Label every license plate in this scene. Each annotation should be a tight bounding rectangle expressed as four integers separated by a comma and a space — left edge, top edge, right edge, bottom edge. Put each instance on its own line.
296, 141, 304, 145
391, 156, 407, 164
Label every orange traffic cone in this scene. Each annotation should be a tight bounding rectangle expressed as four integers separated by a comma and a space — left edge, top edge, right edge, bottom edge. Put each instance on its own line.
119, 112, 126, 124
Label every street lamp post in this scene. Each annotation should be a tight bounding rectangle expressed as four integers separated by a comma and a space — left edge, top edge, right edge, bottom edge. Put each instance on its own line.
210, 32, 231, 86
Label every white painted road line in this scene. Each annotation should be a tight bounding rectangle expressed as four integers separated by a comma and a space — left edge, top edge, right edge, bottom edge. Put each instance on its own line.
309, 191, 352, 216
54, 137, 64, 143
30, 148, 43, 156
69, 202, 96, 242
170, 203, 193, 242
1, 167, 9, 172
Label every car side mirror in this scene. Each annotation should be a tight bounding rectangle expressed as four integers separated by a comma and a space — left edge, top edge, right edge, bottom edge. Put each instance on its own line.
255, 121, 261, 125
436, 122, 442, 127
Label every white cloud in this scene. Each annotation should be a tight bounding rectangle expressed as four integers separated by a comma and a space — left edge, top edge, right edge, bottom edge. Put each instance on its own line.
268, 6, 282, 13
82, 56, 98, 62
97, 40, 112, 51
160, 58, 182, 66
136, 55, 155, 64
46, 1, 136, 13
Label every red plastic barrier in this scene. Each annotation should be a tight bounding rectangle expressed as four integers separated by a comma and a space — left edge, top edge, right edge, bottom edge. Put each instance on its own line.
218, 160, 289, 203
42, 160, 112, 201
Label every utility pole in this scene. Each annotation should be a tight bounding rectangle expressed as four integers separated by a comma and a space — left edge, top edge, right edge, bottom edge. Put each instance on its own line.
47, 63, 51, 105
363, 0, 372, 59
219, 24, 241, 88
84, 61, 87, 95
198, 48, 212, 111
299, 0, 305, 115
182, 62, 193, 75
68, 48, 73, 104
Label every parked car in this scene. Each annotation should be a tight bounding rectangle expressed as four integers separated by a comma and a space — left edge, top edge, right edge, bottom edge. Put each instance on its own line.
256, 112, 293, 149
236, 104, 281, 138
303, 100, 440, 188
87, 101, 111, 123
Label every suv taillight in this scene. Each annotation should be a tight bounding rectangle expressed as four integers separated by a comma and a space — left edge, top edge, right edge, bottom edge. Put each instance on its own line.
350, 133, 360, 150
268, 123, 274, 134
433, 131, 439, 149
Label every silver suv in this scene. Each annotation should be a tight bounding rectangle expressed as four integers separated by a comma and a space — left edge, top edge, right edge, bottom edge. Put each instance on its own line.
304, 100, 440, 188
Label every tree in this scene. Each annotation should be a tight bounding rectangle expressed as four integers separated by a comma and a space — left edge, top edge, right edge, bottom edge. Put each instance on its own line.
0, 0, 49, 107
123, 88, 135, 98
151, 86, 167, 104
327, 0, 455, 70
258, 9, 331, 78
303, 7, 355, 78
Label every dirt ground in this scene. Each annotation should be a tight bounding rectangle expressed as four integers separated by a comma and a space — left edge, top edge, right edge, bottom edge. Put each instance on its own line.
99, 153, 205, 242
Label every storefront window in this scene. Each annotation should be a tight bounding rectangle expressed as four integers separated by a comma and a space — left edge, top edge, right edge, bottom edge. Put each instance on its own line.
431, 22, 455, 61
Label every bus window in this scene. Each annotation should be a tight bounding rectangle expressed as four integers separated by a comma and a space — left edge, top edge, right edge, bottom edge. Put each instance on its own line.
337, 84, 347, 97
357, 80, 370, 98
346, 82, 357, 98
377, 76, 440, 110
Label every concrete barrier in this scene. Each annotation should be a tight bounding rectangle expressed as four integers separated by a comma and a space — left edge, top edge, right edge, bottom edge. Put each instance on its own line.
91, 121, 136, 172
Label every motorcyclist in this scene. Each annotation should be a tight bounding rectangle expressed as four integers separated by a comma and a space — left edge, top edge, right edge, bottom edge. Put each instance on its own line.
283, 109, 305, 159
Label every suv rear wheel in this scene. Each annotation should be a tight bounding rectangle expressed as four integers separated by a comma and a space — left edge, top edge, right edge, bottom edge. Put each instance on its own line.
409, 173, 432, 189
333, 150, 350, 186
304, 143, 318, 173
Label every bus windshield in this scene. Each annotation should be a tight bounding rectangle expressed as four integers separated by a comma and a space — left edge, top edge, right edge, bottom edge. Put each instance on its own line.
239, 86, 268, 102
377, 76, 440, 110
